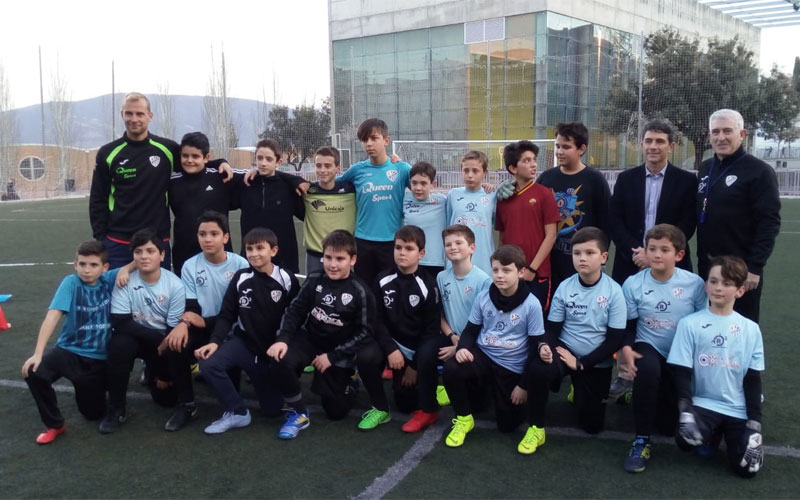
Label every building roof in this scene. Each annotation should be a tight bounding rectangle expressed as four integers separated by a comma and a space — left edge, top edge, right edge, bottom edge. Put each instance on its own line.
699, 0, 800, 27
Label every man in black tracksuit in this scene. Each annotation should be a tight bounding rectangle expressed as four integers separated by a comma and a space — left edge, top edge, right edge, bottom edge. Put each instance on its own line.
366, 226, 445, 433
267, 230, 386, 439
696, 109, 781, 322
195, 228, 299, 434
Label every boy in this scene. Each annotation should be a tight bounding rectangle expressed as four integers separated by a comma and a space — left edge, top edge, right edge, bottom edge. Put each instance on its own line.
442, 245, 545, 452
446, 151, 496, 275
168, 132, 243, 276
368, 225, 443, 432
303, 146, 356, 275
669, 256, 764, 478
536, 123, 611, 291
194, 227, 299, 434
238, 139, 305, 274
157, 211, 249, 431
21, 241, 119, 444
526, 227, 626, 446
496, 140, 560, 311
339, 118, 411, 283
403, 161, 447, 278
101, 229, 186, 433
620, 224, 707, 472
267, 230, 387, 438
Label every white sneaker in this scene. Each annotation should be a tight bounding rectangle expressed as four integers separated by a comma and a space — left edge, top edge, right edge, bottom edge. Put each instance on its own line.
204, 410, 251, 434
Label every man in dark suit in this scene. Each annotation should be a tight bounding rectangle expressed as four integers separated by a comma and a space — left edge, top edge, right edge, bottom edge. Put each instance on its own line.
610, 119, 698, 284
607, 119, 698, 400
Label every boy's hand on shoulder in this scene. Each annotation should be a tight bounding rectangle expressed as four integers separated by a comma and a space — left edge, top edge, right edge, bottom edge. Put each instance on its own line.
539, 343, 553, 364
438, 345, 457, 361
631, 247, 648, 269
218, 162, 233, 182
387, 349, 405, 370
455, 348, 474, 364
195, 342, 219, 360
481, 182, 496, 193
166, 323, 189, 352
312, 353, 332, 373
243, 169, 258, 186
556, 346, 578, 370
510, 385, 527, 405
296, 181, 310, 196
495, 180, 516, 200
21, 354, 42, 378
116, 267, 130, 288
390, 153, 403, 163
267, 341, 288, 361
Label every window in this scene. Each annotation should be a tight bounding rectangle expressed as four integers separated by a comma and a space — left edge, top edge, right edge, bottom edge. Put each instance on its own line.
464, 18, 505, 44
19, 156, 45, 181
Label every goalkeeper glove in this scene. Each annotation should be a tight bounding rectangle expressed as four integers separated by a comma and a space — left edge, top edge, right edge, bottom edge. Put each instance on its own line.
739, 420, 763, 474
678, 399, 703, 446
495, 180, 516, 200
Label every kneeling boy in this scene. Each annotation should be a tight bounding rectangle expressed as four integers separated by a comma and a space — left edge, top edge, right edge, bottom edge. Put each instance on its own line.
267, 230, 387, 438
669, 256, 764, 478
22, 241, 119, 444
526, 227, 626, 447
442, 245, 545, 453
194, 227, 298, 434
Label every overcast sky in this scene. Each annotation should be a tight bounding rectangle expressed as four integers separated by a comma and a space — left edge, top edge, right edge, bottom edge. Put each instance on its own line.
0, 0, 798, 110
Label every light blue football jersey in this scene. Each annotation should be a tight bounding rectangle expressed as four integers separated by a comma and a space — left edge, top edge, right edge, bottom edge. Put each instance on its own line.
549, 273, 627, 361
668, 308, 765, 419
469, 289, 544, 374
403, 191, 447, 267
437, 266, 492, 335
181, 252, 249, 317
339, 158, 411, 241
111, 269, 185, 332
623, 268, 708, 357
446, 187, 496, 275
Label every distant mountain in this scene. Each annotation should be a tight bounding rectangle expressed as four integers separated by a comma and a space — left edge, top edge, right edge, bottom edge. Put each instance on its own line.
13, 94, 269, 149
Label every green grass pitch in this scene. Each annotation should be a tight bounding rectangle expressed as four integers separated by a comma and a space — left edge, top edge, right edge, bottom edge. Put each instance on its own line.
0, 198, 799, 498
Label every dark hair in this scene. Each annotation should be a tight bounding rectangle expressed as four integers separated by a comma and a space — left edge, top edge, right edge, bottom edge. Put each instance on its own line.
555, 122, 589, 149
243, 227, 278, 248
357, 118, 389, 142
197, 210, 230, 235
322, 229, 357, 256
645, 223, 686, 253
490, 245, 526, 270
708, 256, 748, 287
180, 131, 210, 156
131, 228, 164, 253
395, 225, 426, 251
410, 161, 436, 182
461, 150, 488, 172
642, 118, 675, 144
570, 226, 608, 253
256, 138, 282, 158
442, 224, 475, 246
77, 240, 108, 263
503, 140, 540, 172
315, 146, 340, 166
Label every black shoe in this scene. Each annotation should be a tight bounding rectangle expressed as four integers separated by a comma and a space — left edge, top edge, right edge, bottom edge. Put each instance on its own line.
99, 407, 126, 434
164, 403, 198, 432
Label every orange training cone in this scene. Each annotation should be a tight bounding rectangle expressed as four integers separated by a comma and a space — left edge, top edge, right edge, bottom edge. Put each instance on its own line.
0, 305, 10, 330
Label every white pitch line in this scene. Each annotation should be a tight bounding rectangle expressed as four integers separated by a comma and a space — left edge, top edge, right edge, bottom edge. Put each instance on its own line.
0, 262, 72, 267
0, 219, 90, 222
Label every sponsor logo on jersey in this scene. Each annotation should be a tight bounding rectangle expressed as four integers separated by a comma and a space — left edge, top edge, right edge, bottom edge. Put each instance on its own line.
655, 300, 670, 312
311, 306, 343, 326
239, 289, 252, 308
569, 293, 579, 298
205, 185, 214, 191
133, 285, 144, 291
644, 290, 654, 295
409, 294, 420, 307
386, 169, 398, 182
149, 155, 161, 167
119, 159, 130, 165
697, 175, 708, 193
271, 290, 283, 302
698, 352, 739, 369
702, 323, 712, 328
465, 202, 477, 212
311, 199, 327, 209
711, 334, 726, 347
342, 293, 353, 305
322, 293, 336, 306
725, 175, 737, 187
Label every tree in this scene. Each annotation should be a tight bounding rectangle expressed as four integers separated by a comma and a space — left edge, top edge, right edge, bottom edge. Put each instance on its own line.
757, 66, 800, 152
155, 81, 177, 140
203, 47, 235, 160
601, 28, 761, 168
259, 99, 331, 171
49, 58, 76, 192
793, 56, 800, 93
0, 62, 17, 193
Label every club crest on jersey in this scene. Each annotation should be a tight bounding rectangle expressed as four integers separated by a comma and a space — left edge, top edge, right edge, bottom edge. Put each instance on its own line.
386, 169, 398, 182
725, 175, 737, 187
672, 288, 685, 299
730, 324, 741, 335
271, 290, 283, 302
464, 285, 474, 296
481, 196, 489, 204
322, 293, 336, 306
342, 293, 353, 305
596, 295, 610, 309
225, 271, 235, 280
409, 294, 420, 307
157, 295, 168, 305
510, 313, 521, 325
149, 155, 161, 167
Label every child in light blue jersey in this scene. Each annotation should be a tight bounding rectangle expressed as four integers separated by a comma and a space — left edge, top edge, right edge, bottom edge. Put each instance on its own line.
446, 150, 496, 275
442, 245, 544, 453
619, 224, 707, 473
669, 256, 764, 478
527, 227, 626, 447
101, 229, 186, 434
339, 118, 411, 282
22, 241, 121, 444
403, 161, 447, 279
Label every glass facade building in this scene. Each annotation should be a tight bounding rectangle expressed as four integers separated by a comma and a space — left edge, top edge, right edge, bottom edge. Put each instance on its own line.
332, 11, 644, 169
